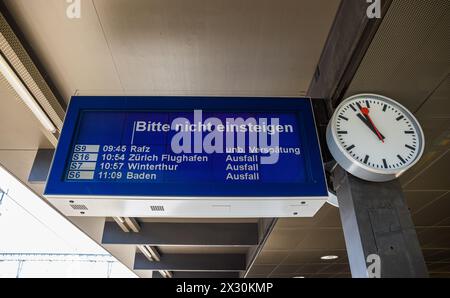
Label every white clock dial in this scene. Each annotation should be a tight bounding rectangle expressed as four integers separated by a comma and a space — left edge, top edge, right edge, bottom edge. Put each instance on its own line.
326, 94, 425, 182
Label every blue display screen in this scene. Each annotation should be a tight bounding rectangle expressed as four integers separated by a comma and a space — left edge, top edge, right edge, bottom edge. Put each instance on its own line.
45, 97, 327, 197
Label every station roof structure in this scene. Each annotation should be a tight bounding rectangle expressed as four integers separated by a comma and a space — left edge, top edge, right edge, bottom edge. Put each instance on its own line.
0, 0, 448, 278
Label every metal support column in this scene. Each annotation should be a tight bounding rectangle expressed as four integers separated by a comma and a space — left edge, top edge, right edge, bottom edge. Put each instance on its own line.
333, 166, 428, 278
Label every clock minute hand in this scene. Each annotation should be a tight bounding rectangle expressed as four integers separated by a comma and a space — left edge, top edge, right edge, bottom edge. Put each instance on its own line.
360, 107, 385, 143
356, 113, 385, 140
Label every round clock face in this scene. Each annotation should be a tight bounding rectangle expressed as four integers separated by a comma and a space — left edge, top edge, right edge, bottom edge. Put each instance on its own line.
326, 94, 425, 182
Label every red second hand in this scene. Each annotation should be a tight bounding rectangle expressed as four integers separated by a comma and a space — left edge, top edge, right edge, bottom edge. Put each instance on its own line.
361, 107, 384, 143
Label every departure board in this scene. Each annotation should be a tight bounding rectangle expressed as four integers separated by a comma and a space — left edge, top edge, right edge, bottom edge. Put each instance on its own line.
45, 97, 327, 198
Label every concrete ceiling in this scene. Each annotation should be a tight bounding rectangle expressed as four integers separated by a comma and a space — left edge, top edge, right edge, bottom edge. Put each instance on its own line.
3, 0, 340, 102
0, 78, 52, 151
0, 74, 53, 195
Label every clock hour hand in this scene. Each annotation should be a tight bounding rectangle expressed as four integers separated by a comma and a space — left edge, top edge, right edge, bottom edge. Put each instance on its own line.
356, 113, 386, 140
361, 107, 384, 143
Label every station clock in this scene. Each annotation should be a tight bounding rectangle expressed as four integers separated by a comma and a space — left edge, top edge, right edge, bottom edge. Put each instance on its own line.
326, 94, 425, 182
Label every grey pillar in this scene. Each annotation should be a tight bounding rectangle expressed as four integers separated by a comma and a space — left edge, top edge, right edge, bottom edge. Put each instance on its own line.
28, 149, 54, 183
334, 166, 428, 278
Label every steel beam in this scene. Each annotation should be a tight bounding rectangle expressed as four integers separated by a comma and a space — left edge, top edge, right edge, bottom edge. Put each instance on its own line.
307, 0, 392, 107
334, 166, 428, 278
102, 222, 258, 246
134, 253, 246, 271
124, 217, 140, 233
112, 217, 130, 233
244, 218, 277, 278
28, 149, 54, 183
137, 245, 161, 262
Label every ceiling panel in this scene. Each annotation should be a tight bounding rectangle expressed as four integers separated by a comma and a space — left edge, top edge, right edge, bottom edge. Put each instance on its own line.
404, 191, 447, 215
436, 217, 450, 227
400, 146, 449, 190
295, 263, 331, 274
416, 76, 450, 119
4, 0, 341, 102
263, 228, 309, 251
411, 192, 450, 226
423, 249, 450, 263
0, 78, 53, 150
274, 217, 317, 229
400, 76, 450, 188
345, 1, 450, 113
318, 263, 350, 274
93, 0, 339, 96
47, 0, 339, 99
427, 262, 450, 273
281, 250, 348, 265
253, 251, 288, 266
417, 227, 450, 249
403, 152, 450, 191
270, 265, 301, 275
314, 207, 342, 228
247, 264, 276, 276
295, 229, 346, 250
256, 249, 350, 278
4, 0, 123, 101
